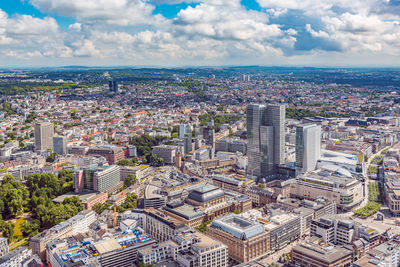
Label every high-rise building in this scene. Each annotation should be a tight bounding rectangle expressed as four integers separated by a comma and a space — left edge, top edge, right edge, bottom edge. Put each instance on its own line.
74, 165, 122, 194
34, 122, 54, 152
179, 124, 187, 139
184, 133, 192, 155
246, 104, 285, 179
109, 80, 118, 92
202, 120, 215, 148
296, 124, 321, 175
53, 136, 67, 155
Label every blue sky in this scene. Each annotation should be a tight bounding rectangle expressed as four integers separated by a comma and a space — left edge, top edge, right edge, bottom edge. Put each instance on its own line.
0, 0, 399, 67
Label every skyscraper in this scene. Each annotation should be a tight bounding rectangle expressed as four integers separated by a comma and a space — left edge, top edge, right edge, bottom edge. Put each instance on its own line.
53, 136, 67, 155
246, 104, 286, 179
202, 119, 215, 148
184, 133, 192, 155
179, 124, 187, 139
109, 80, 118, 92
34, 122, 54, 152
296, 124, 321, 175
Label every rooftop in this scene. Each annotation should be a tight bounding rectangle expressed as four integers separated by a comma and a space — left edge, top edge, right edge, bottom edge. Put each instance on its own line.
187, 184, 224, 203
211, 214, 265, 240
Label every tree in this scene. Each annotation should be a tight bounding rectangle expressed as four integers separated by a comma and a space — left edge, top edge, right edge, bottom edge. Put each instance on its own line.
62, 196, 84, 212
0, 175, 29, 218
21, 219, 40, 238
46, 152, 57, 163
124, 174, 137, 187
258, 184, 265, 189
92, 203, 107, 214
117, 159, 135, 167
0, 220, 14, 243
122, 193, 138, 209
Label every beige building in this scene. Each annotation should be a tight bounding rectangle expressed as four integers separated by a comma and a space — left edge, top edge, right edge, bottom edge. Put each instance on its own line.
34, 122, 54, 152
384, 175, 400, 215
206, 214, 270, 263
163, 184, 252, 228
290, 169, 363, 210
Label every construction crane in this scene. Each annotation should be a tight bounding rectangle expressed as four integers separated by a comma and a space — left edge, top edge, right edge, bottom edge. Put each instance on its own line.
113, 204, 117, 228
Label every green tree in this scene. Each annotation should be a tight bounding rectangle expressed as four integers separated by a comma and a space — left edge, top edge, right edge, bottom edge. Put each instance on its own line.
0, 220, 14, 243
92, 203, 107, 214
124, 174, 137, 187
21, 219, 40, 238
46, 153, 57, 163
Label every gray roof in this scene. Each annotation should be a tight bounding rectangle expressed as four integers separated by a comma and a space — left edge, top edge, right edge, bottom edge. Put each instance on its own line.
211, 214, 265, 240
187, 184, 224, 203
164, 204, 205, 220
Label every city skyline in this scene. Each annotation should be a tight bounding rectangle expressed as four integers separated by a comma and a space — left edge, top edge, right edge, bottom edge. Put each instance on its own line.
1, 0, 400, 67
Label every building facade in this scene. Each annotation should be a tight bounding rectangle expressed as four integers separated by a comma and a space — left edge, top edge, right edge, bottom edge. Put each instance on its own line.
53, 136, 67, 155
206, 214, 270, 263
246, 104, 285, 179
34, 122, 54, 152
296, 124, 321, 175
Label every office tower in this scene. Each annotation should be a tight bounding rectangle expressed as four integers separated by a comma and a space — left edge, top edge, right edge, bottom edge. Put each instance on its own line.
267, 104, 286, 165
53, 136, 67, 155
109, 80, 118, 92
246, 104, 285, 179
202, 120, 215, 148
179, 124, 187, 139
34, 122, 54, 152
74, 165, 121, 193
296, 124, 321, 175
184, 133, 192, 155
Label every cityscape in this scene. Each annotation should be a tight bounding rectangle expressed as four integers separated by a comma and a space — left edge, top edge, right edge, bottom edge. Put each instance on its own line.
1, 0, 400, 267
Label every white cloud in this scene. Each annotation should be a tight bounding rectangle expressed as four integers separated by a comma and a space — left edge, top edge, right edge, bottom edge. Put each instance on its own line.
30, 0, 165, 26
1, 0, 400, 66
68, 23, 82, 31
72, 40, 100, 57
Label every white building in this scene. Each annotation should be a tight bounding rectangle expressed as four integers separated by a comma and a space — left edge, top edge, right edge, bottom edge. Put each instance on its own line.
296, 124, 321, 175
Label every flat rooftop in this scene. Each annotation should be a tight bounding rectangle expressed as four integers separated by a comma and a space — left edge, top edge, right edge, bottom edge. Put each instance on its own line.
211, 214, 265, 240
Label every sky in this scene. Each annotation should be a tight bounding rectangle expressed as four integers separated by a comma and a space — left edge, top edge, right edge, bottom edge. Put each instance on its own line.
0, 0, 400, 67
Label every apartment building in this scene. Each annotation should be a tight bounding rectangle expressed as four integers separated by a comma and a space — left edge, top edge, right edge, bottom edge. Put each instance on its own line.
29, 210, 96, 262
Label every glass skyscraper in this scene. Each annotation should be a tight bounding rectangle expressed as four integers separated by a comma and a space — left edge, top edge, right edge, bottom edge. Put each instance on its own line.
246, 103, 285, 179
